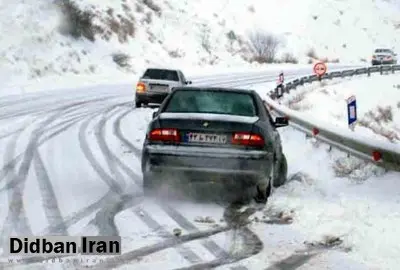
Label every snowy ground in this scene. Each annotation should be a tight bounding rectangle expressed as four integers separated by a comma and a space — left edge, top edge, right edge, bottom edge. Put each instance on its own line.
279, 73, 400, 144
0, 70, 399, 270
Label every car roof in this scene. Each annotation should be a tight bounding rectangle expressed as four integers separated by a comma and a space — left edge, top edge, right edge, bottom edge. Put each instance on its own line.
144, 67, 180, 72
375, 48, 392, 51
171, 86, 257, 95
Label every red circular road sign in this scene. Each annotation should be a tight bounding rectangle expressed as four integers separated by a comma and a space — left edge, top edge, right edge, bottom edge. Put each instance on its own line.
313, 62, 327, 76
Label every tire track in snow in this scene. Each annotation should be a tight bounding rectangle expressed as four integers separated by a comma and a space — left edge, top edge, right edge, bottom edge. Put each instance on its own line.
161, 204, 230, 258
94, 105, 137, 190
0, 108, 105, 191
92, 225, 233, 270
0, 126, 26, 141
39, 104, 139, 235
0, 97, 122, 189
264, 251, 319, 270
78, 107, 125, 194
32, 150, 68, 235
172, 205, 264, 270
0, 117, 37, 246
0, 99, 134, 267
0, 94, 123, 121
173, 227, 263, 270
0, 98, 124, 244
132, 208, 203, 264
0, 105, 90, 245
90, 104, 143, 236
162, 203, 264, 270
77, 102, 146, 237
90, 203, 262, 269
113, 108, 142, 157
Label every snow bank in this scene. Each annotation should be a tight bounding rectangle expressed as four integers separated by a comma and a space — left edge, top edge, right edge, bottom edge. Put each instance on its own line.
267, 127, 400, 270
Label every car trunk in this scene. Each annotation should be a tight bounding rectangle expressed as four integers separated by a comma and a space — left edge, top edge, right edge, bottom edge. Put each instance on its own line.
141, 79, 179, 93
156, 112, 261, 149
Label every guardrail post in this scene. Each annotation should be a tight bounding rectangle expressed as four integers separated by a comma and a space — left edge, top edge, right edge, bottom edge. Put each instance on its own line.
392, 65, 395, 74
367, 68, 370, 77
380, 65, 383, 75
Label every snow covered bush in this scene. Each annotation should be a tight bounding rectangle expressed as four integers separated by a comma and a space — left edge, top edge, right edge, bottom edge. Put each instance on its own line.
281, 53, 299, 64
57, 0, 96, 41
358, 105, 399, 142
56, 0, 135, 43
248, 31, 282, 63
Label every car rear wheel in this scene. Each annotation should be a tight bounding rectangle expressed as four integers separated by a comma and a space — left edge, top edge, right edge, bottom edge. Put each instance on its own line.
273, 154, 288, 187
254, 164, 274, 204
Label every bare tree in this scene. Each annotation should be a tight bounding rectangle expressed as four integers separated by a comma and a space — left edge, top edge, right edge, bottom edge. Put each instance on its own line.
248, 31, 281, 63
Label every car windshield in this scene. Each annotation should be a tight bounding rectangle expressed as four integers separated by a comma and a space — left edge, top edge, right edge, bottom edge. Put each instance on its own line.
163, 90, 257, 117
142, 69, 179, 81
375, 49, 392, 54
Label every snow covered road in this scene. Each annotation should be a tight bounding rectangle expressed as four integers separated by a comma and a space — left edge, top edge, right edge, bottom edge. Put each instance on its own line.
1, 66, 399, 270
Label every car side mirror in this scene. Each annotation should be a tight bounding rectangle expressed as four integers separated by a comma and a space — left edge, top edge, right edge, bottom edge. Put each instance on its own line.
274, 117, 289, 128
152, 111, 157, 119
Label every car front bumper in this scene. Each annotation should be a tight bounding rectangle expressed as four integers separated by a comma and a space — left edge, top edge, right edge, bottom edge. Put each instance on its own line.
142, 145, 273, 185
372, 59, 395, 65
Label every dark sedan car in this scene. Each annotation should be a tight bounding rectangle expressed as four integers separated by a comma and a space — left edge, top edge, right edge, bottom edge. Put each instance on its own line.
141, 87, 288, 203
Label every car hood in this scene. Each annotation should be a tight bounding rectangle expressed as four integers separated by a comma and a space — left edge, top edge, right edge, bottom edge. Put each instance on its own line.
373, 52, 393, 57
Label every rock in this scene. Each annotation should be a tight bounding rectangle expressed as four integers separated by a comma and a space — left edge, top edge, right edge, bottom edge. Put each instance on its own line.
173, 228, 182, 237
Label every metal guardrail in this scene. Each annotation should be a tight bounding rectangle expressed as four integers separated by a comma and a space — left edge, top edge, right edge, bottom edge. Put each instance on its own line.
263, 64, 400, 171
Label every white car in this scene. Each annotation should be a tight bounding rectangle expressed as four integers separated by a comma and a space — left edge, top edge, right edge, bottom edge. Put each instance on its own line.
135, 68, 192, 108
371, 48, 397, 66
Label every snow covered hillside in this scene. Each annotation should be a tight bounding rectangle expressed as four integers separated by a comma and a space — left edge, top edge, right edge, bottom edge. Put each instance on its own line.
280, 73, 400, 144
2, 0, 400, 93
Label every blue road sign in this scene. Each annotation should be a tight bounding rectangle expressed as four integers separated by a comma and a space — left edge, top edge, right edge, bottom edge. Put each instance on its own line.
347, 95, 357, 128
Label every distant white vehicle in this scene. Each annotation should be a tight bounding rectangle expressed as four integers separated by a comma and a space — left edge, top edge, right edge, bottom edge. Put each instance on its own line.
371, 48, 397, 66
135, 68, 192, 108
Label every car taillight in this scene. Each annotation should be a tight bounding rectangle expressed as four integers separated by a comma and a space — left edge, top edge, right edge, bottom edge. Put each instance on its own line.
149, 128, 180, 142
232, 132, 264, 146
136, 82, 146, 93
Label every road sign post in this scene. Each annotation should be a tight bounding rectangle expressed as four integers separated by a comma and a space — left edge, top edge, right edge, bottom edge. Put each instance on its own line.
313, 62, 327, 81
275, 72, 284, 99
347, 95, 357, 131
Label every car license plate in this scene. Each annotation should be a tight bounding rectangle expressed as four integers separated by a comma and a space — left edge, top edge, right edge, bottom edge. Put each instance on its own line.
150, 85, 168, 92
185, 132, 227, 144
